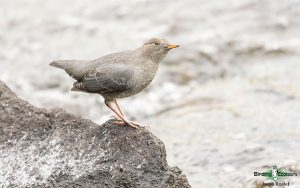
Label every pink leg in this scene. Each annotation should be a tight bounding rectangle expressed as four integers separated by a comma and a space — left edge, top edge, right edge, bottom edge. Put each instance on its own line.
105, 101, 140, 129
114, 100, 126, 117
113, 100, 145, 127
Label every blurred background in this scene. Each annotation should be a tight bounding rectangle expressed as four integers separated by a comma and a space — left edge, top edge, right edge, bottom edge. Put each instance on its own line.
1, 0, 300, 187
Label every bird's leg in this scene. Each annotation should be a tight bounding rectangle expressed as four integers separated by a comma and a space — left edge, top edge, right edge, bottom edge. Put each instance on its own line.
113, 100, 145, 128
105, 101, 140, 129
110, 100, 124, 121
114, 100, 126, 117
111, 100, 126, 123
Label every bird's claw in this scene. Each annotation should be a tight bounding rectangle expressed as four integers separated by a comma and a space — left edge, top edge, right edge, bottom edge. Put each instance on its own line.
112, 120, 126, 126
127, 122, 140, 129
128, 121, 144, 128
112, 119, 143, 129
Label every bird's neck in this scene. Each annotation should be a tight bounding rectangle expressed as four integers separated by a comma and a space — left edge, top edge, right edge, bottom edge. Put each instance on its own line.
135, 47, 167, 64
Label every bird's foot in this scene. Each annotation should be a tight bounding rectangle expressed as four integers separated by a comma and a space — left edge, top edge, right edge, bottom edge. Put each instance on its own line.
112, 119, 126, 126
128, 121, 145, 128
126, 121, 141, 129
112, 119, 143, 129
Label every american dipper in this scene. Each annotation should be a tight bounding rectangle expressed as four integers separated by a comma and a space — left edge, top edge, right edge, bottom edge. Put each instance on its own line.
50, 38, 179, 128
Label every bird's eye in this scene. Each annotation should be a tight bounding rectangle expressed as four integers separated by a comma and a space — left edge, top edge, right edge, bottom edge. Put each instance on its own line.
154, 42, 160, 45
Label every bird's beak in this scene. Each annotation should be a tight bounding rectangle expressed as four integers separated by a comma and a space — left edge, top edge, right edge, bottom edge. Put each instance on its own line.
166, 44, 179, 49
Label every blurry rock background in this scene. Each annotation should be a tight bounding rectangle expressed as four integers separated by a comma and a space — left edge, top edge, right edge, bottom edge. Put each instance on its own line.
1, 0, 300, 187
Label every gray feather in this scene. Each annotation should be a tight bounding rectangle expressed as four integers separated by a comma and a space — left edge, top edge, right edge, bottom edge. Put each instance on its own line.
49, 52, 133, 81
49, 60, 91, 81
74, 64, 134, 94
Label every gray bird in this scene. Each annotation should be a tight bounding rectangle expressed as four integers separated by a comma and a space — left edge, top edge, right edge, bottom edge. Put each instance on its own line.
50, 38, 179, 128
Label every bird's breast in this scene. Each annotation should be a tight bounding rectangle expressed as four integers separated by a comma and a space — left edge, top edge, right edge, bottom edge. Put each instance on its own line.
132, 62, 158, 92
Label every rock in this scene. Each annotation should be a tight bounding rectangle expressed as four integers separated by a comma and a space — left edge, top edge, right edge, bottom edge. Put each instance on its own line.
0, 80, 190, 188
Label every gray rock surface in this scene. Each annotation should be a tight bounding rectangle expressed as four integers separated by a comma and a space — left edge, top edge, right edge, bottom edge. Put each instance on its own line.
2, 1, 300, 187
0, 80, 190, 188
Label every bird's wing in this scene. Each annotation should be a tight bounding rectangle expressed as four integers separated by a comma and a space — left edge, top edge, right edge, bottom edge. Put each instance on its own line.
75, 64, 134, 94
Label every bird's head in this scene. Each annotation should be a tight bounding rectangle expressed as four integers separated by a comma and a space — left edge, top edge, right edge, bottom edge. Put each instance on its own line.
139, 38, 179, 63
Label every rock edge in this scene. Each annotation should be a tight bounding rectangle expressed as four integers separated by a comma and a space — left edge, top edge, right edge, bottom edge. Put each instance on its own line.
0, 81, 190, 188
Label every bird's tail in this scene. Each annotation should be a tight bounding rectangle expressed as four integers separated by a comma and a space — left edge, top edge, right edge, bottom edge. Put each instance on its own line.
49, 60, 68, 69
49, 59, 87, 81
71, 86, 82, 92
71, 82, 85, 92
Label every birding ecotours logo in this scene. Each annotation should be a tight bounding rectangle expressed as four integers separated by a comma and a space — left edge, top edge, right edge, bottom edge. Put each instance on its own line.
254, 165, 298, 186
